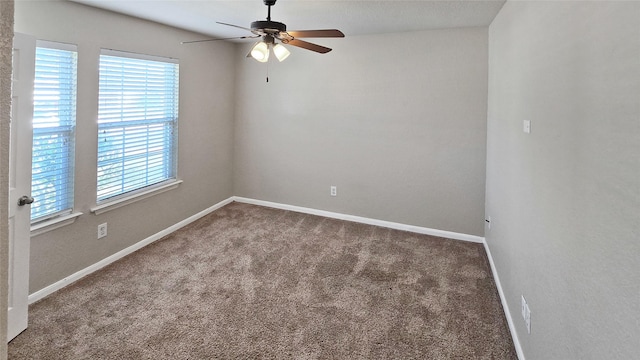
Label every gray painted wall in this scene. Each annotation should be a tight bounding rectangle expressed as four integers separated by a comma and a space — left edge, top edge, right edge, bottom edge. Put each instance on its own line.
14, 1, 236, 293
234, 27, 488, 236
486, 1, 640, 359
1, 1, 14, 357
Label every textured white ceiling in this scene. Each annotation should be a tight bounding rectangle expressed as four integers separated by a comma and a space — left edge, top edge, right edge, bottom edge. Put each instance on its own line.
69, 0, 505, 41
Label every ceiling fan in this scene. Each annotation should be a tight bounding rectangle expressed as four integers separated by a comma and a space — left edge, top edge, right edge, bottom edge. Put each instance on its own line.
183, 0, 345, 63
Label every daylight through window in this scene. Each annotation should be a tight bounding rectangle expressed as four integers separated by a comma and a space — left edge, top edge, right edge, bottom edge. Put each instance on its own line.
97, 51, 179, 202
31, 43, 77, 222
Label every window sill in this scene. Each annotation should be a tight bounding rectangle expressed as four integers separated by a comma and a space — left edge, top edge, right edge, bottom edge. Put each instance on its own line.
90, 180, 183, 215
31, 212, 83, 237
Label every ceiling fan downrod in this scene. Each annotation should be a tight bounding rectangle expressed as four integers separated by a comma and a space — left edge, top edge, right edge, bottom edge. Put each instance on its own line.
265, 0, 276, 21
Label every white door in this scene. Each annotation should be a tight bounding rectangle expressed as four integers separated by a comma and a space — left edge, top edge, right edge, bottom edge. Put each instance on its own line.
7, 33, 35, 342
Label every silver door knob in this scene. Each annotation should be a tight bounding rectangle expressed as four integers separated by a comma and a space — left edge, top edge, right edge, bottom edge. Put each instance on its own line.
18, 195, 34, 206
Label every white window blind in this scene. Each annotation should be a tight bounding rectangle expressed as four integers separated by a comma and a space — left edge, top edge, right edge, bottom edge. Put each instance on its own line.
97, 51, 179, 202
31, 44, 77, 222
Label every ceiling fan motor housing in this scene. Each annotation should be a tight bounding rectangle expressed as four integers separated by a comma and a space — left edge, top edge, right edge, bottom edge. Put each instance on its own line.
251, 20, 286, 34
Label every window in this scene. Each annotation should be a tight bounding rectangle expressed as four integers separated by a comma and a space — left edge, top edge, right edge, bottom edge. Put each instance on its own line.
97, 50, 179, 202
31, 42, 77, 223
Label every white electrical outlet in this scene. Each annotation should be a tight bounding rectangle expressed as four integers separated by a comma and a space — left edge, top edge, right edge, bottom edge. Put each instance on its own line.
330, 186, 337, 197
521, 295, 527, 320
98, 223, 108, 239
523, 120, 531, 134
486, 216, 491, 230
525, 303, 531, 334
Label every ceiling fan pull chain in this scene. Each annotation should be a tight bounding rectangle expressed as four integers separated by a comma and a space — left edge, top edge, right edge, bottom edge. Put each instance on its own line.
266, 60, 269, 82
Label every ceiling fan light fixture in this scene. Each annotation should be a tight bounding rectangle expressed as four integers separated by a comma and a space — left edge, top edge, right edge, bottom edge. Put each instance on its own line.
273, 43, 290, 62
250, 41, 270, 62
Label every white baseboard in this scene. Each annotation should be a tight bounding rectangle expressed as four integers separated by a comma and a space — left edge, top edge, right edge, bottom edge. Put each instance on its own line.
28, 197, 235, 304
483, 240, 525, 360
232, 196, 484, 244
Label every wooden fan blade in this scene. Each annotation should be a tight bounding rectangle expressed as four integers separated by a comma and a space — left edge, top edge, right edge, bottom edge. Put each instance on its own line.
181, 35, 260, 44
216, 22, 254, 32
287, 29, 345, 38
287, 39, 332, 54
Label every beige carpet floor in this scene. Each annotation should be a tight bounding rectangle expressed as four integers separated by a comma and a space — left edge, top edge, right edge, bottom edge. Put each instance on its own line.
9, 202, 516, 359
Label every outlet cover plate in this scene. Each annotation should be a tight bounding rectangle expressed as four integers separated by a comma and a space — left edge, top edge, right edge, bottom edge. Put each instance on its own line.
98, 223, 108, 239
523, 120, 531, 134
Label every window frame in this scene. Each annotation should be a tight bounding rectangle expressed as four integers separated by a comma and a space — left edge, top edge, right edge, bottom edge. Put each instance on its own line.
30, 40, 78, 225
95, 49, 180, 207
